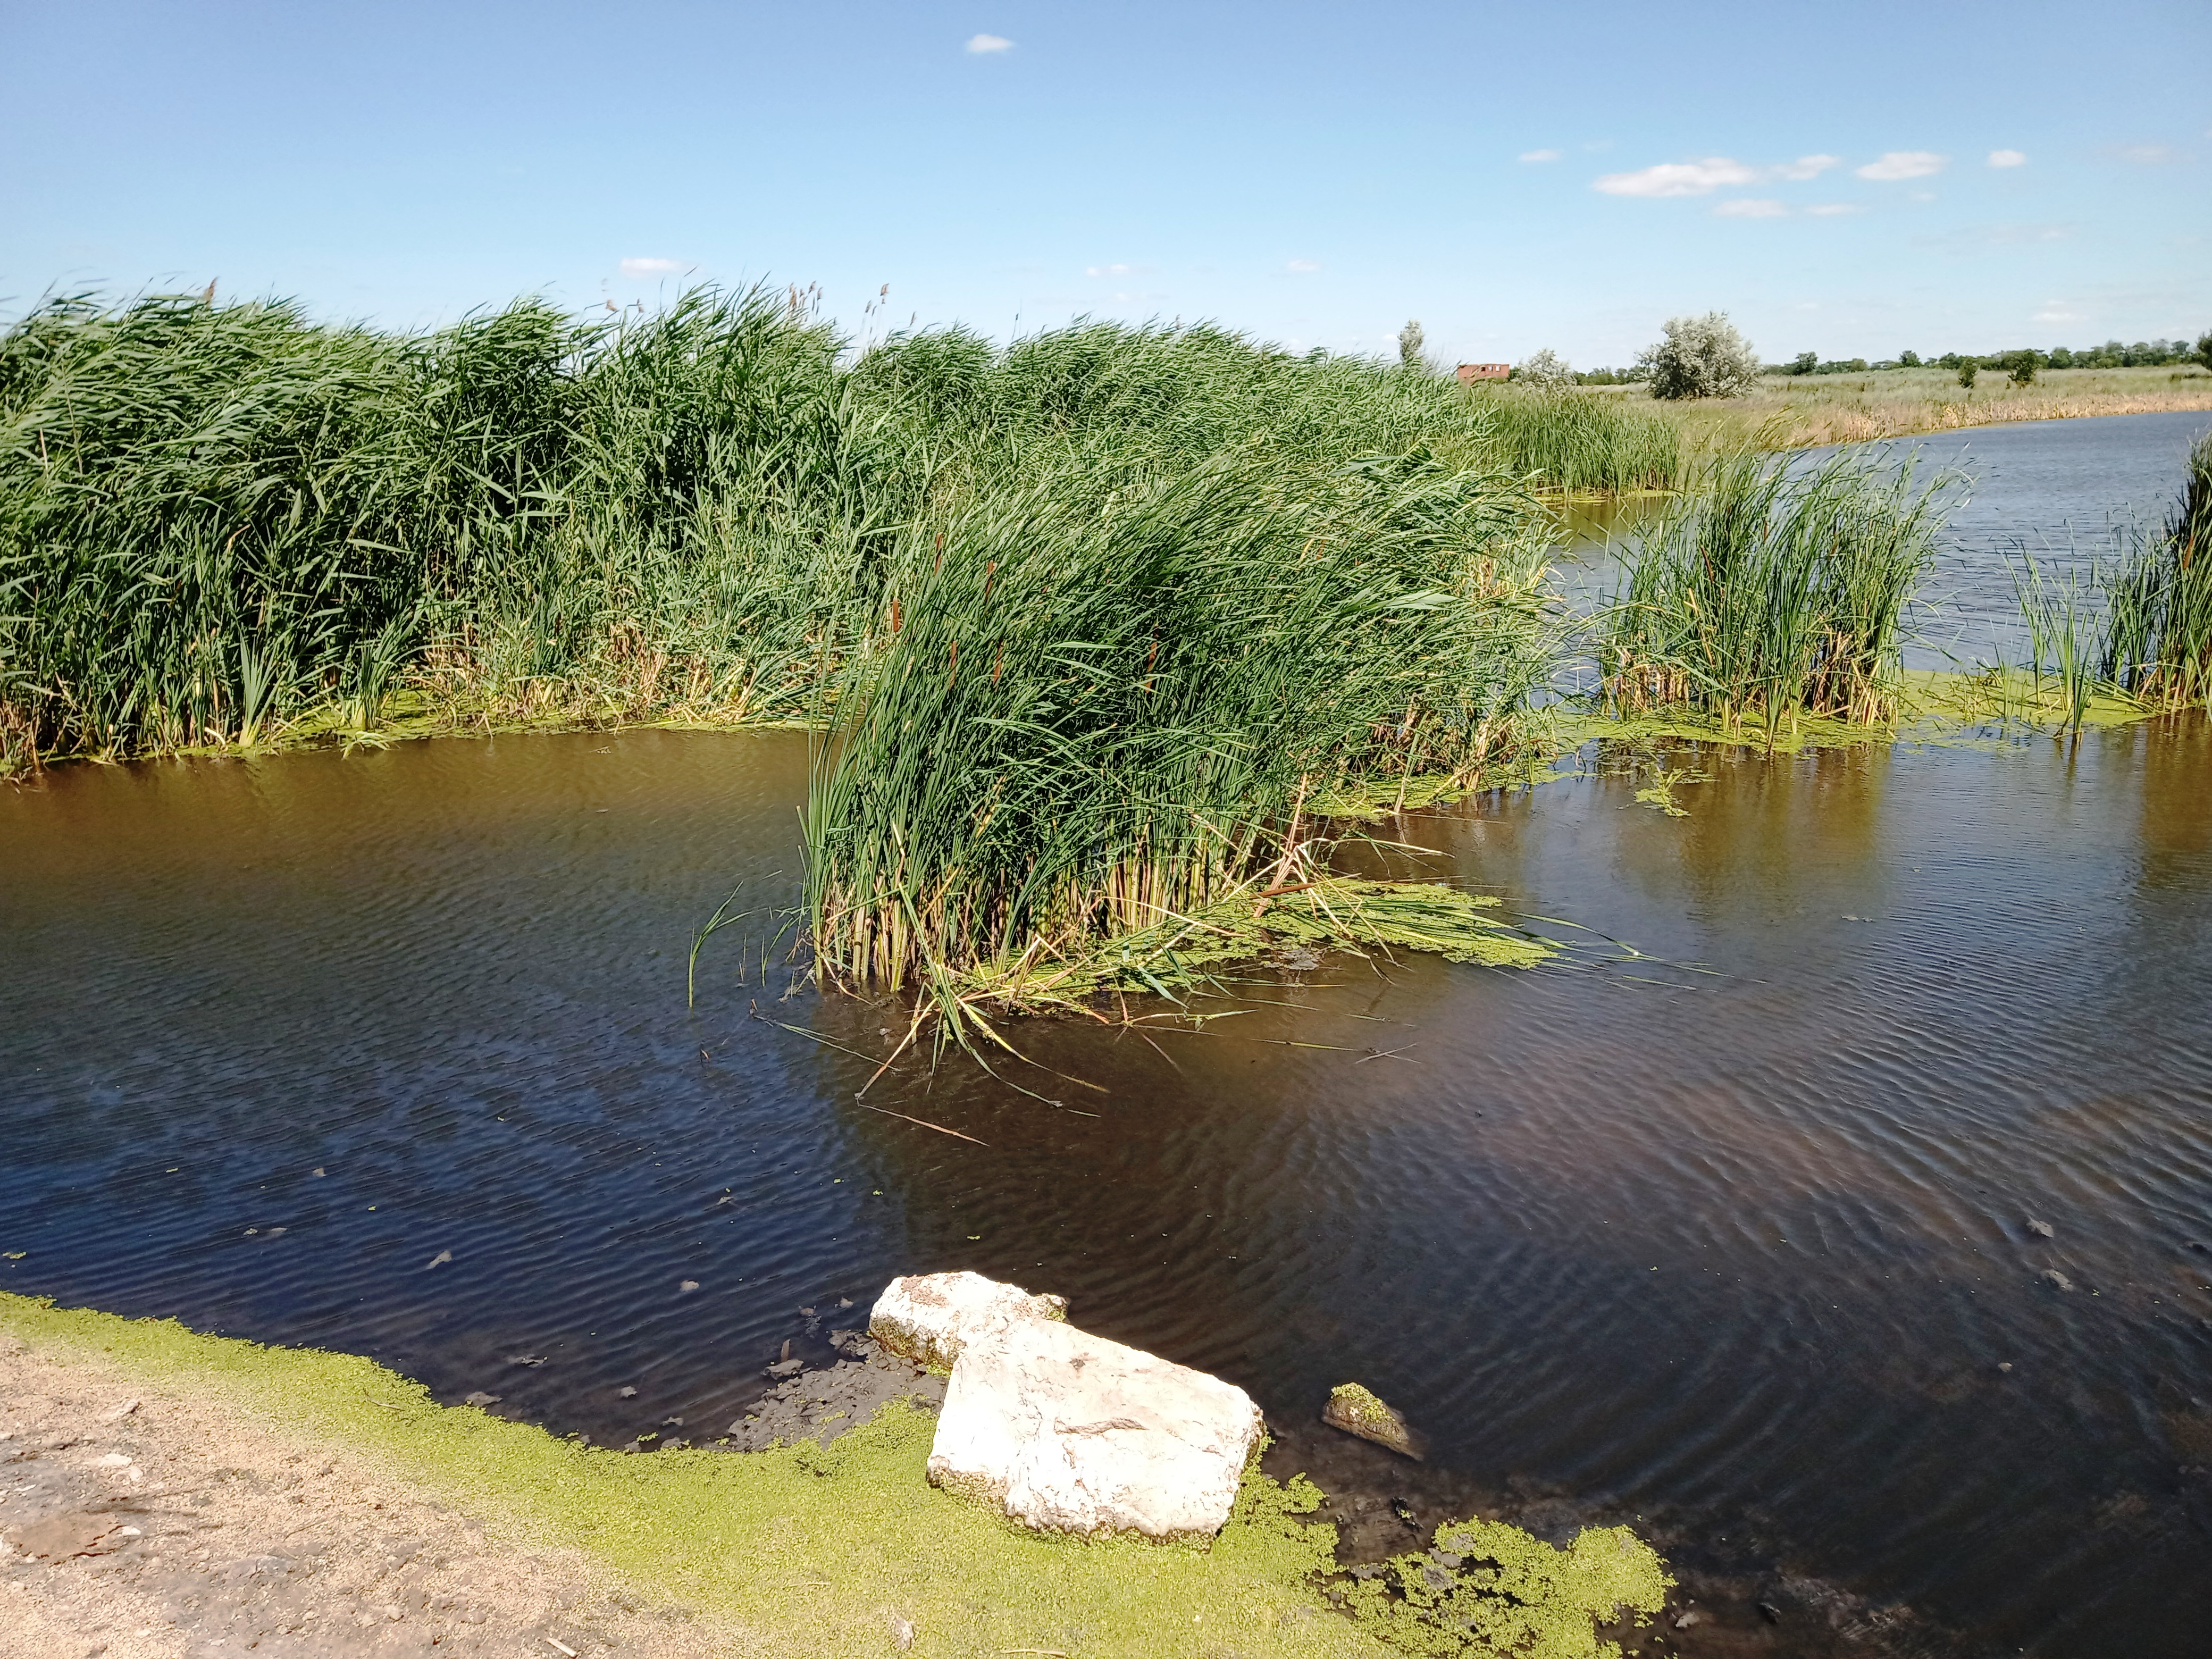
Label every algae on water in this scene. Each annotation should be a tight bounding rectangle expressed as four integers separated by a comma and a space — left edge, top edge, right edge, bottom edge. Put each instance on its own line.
1340, 1514, 1672, 1659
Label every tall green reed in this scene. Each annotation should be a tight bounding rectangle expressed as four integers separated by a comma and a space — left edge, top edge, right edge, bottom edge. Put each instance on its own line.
3, 291, 1623, 773
1459, 389, 1682, 495
1599, 447, 1949, 729
802, 443, 1555, 1016
2101, 429, 2212, 711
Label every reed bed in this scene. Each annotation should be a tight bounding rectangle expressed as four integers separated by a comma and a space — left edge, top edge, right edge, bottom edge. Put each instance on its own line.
0, 287, 887, 766
1599, 448, 1950, 731
1953, 432, 2212, 732
2101, 428, 2212, 711
0, 290, 1624, 774
802, 442, 1562, 1032
1455, 388, 1682, 494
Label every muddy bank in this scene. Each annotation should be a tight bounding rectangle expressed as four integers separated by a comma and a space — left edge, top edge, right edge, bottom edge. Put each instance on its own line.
0, 1332, 741, 1659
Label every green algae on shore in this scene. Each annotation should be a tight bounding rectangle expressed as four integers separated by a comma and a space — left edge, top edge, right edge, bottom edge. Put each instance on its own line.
0, 1292, 1673, 1659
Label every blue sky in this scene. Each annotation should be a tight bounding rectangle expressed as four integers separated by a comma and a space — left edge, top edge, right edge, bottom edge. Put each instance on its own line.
4, 0, 2207, 367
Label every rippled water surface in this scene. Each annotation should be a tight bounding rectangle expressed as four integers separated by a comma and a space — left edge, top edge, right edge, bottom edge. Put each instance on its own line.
1552, 407, 2212, 672
5, 720, 2209, 1655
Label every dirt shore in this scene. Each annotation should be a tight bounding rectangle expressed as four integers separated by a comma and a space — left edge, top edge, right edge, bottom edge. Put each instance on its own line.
0, 1333, 743, 1659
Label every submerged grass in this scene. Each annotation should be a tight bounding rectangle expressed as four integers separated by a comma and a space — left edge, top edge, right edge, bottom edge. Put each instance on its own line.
1598, 447, 1950, 732
0, 1292, 1670, 1659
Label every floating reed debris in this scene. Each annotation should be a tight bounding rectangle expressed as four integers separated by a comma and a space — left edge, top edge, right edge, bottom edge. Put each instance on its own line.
1599, 447, 1951, 731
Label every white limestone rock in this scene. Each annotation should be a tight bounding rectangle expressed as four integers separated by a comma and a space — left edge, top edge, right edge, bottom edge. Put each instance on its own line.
868, 1270, 1067, 1373
926, 1316, 1264, 1541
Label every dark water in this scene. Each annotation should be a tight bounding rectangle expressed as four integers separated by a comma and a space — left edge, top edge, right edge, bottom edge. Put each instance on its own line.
1551, 407, 2212, 675
4, 722, 2210, 1656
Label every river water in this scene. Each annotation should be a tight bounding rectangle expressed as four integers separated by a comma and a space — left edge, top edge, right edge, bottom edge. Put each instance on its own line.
4, 415, 2210, 1658
1553, 407, 2212, 673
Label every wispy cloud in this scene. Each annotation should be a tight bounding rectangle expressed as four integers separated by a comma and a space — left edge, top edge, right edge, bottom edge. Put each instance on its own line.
1593, 157, 1758, 197
1518, 149, 1562, 163
1593, 153, 1839, 197
1914, 222, 2074, 255
1774, 154, 1841, 180
1713, 198, 1787, 218
1286, 259, 1322, 272
1805, 203, 1863, 216
1085, 262, 1135, 277
619, 257, 684, 278
2032, 300, 2083, 323
1856, 150, 1947, 181
965, 32, 1012, 53
2110, 143, 2177, 164
1988, 149, 2027, 168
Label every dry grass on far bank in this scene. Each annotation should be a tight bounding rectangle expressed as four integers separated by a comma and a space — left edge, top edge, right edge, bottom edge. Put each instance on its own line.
1585, 364, 2212, 451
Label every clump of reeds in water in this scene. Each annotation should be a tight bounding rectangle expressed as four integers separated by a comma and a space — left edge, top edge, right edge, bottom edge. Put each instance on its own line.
2100, 428, 2212, 711
802, 444, 1562, 1036
1599, 447, 1948, 731
1460, 389, 1683, 495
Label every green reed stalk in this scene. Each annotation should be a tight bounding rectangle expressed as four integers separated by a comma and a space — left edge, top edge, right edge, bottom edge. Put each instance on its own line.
2100, 429, 2212, 711
1456, 389, 1683, 494
1599, 446, 1949, 728
802, 443, 1554, 1020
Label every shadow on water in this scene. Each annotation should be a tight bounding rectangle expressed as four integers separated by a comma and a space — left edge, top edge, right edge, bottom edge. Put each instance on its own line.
4, 719, 2210, 1655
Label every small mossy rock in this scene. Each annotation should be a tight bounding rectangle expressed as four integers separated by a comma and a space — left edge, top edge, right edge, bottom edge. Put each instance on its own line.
868, 1271, 1068, 1374
1323, 1382, 1423, 1459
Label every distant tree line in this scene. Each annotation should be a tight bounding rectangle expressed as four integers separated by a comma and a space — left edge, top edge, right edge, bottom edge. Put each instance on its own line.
1779, 332, 2212, 377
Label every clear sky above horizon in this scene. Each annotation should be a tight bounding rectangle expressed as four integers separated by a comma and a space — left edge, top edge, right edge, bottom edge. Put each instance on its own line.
4, 0, 2207, 368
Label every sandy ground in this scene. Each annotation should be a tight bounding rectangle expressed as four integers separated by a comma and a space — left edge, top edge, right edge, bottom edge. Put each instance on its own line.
0, 1334, 749, 1659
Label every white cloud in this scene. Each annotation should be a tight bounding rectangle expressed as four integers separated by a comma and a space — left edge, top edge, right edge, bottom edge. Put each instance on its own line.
1988, 149, 2027, 168
1518, 149, 1562, 163
2112, 143, 2175, 164
1714, 198, 1788, 218
619, 257, 683, 278
965, 32, 1012, 53
1909, 190, 1938, 202
1805, 203, 1863, 216
1774, 154, 1841, 180
2033, 300, 2083, 323
1085, 263, 1134, 277
1286, 259, 1322, 272
1856, 150, 1947, 181
1593, 156, 1758, 197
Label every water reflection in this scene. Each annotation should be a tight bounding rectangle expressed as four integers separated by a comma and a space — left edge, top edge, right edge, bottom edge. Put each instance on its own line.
2, 722, 2209, 1657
